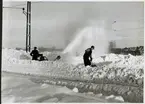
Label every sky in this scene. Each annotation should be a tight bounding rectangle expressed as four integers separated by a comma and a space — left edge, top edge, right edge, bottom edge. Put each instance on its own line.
2, 1, 144, 49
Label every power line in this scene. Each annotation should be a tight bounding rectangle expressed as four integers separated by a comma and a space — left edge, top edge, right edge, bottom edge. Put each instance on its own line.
111, 18, 144, 23
3, 6, 24, 9
114, 27, 144, 32
117, 37, 144, 39
105, 26, 144, 31
3, 2, 144, 23
31, 1, 44, 4
3, 1, 44, 10
3, 1, 43, 9
10, 1, 43, 7
11, 3, 27, 7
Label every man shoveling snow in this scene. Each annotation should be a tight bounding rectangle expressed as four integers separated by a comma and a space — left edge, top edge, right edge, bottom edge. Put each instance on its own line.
83, 46, 95, 67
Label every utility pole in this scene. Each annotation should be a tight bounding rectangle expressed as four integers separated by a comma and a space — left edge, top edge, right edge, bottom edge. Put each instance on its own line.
3, 2, 31, 52
25, 1, 31, 52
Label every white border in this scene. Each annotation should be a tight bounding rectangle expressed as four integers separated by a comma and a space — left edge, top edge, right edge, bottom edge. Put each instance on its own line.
2, 0, 145, 104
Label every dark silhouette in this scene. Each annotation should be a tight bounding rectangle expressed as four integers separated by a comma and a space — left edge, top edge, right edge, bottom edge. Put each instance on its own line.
135, 47, 140, 56
110, 46, 144, 56
83, 46, 95, 66
30, 47, 39, 60
39, 54, 48, 61
54, 55, 61, 61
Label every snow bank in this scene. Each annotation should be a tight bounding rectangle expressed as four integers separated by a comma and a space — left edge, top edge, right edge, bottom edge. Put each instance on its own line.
2, 48, 143, 103
42, 51, 61, 61
2, 48, 31, 60
2, 48, 144, 85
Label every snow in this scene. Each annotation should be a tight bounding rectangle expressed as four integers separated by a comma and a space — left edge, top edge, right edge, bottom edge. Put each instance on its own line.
114, 96, 124, 102
105, 95, 124, 102
96, 93, 103, 97
2, 48, 144, 102
72, 87, 79, 93
63, 26, 109, 57
2, 48, 143, 81
2, 48, 31, 60
2, 72, 122, 103
105, 95, 115, 99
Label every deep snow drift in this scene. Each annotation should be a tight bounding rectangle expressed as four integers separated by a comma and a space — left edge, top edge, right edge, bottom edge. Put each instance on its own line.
2, 48, 143, 102
2, 48, 144, 81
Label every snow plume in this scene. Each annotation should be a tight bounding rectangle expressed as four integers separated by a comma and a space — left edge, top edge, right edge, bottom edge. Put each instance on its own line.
63, 23, 109, 57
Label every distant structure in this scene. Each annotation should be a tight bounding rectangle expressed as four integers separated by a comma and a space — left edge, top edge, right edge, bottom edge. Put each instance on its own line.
109, 41, 116, 53
110, 46, 144, 56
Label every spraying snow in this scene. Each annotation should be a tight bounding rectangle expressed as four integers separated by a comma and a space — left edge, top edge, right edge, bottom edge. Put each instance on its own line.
63, 26, 109, 57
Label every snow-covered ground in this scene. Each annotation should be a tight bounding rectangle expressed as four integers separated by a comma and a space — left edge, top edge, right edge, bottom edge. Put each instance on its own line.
2, 72, 124, 103
2, 48, 144, 82
2, 48, 144, 102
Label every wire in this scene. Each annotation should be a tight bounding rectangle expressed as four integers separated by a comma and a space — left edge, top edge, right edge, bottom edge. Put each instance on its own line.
115, 32, 144, 36
116, 37, 144, 40
3, 2, 144, 23
10, 1, 44, 7
114, 27, 144, 32
11, 3, 27, 7
3, 1, 44, 10
3, 6, 24, 9
31, 1, 44, 4
111, 18, 144, 23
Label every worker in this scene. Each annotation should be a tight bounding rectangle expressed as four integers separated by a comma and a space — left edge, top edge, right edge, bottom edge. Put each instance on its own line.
83, 45, 95, 66
30, 47, 39, 60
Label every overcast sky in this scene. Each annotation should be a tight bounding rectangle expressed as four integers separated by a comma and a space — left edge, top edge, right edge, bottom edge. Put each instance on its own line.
3, 1, 144, 49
